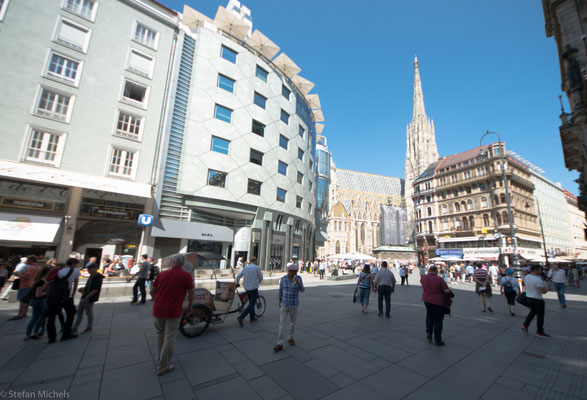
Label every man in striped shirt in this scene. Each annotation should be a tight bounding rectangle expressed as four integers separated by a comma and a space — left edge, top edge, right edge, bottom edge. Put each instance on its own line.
474, 265, 493, 312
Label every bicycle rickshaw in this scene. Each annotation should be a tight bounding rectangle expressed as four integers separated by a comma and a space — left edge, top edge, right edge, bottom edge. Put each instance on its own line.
160, 251, 266, 338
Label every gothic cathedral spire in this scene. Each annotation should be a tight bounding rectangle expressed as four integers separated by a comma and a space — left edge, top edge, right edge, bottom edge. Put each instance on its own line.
404, 57, 439, 242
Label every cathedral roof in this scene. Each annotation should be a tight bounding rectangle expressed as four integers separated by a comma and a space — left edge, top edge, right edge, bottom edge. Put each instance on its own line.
336, 169, 404, 197
330, 201, 349, 217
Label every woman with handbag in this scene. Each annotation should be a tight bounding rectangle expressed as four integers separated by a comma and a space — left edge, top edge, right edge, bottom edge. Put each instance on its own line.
356, 264, 373, 314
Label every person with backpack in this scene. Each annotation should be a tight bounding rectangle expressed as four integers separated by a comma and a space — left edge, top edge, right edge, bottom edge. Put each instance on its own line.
500, 269, 519, 316
46, 258, 80, 343
72, 263, 103, 334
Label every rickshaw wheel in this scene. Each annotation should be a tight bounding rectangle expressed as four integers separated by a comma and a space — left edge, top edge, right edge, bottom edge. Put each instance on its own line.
179, 304, 211, 338
254, 295, 266, 318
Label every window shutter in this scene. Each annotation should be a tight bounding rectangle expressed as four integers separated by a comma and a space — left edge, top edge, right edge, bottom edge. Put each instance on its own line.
128, 51, 153, 76
59, 21, 87, 49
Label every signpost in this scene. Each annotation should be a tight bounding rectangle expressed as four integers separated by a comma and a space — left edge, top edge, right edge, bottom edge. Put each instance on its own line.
137, 214, 154, 258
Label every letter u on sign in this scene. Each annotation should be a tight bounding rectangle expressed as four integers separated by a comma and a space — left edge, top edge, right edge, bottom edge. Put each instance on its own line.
138, 214, 154, 226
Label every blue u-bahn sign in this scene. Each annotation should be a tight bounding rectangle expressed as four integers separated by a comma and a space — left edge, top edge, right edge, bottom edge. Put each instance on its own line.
138, 214, 154, 226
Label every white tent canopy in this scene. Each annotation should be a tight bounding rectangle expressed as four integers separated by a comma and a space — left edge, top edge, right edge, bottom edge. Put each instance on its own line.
327, 252, 375, 261
315, 123, 324, 133
182, 5, 212, 29
291, 75, 314, 94
273, 53, 301, 78
305, 93, 321, 109
247, 30, 280, 60
214, 6, 250, 40
313, 109, 325, 122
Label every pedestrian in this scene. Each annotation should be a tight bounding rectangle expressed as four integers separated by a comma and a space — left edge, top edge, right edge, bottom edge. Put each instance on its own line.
474, 265, 493, 312
547, 264, 567, 309
46, 257, 80, 343
420, 266, 451, 346
151, 254, 195, 375
0, 260, 8, 292
273, 263, 305, 352
372, 261, 396, 318
466, 264, 474, 282
488, 264, 499, 285
236, 257, 244, 269
319, 260, 326, 280
521, 265, 550, 338
236, 256, 263, 327
24, 266, 50, 340
356, 264, 373, 314
460, 264, 466, 283
72, 263, 103, 334
147, 257, 159, 300
9, 256, 39, 321
128, 254, 150, 304
399, 265, 407, 286
499, 269, 519, 316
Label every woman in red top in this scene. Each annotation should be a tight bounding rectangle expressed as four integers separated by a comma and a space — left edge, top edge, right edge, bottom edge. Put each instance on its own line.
420, 266, 451, 346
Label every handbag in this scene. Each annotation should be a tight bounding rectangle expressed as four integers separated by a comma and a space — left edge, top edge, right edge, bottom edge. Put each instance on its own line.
516, 292, 530, 308
352, 287, 358, 303
11, 278, 20, 290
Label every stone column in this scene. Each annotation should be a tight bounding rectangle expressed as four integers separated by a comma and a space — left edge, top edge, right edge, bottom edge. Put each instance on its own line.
56, 187, 83, 262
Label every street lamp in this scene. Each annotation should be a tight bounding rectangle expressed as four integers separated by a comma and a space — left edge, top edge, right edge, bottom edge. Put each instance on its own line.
477, 131, 520, 271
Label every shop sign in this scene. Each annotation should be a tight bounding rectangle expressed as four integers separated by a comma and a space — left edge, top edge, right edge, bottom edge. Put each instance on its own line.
435, 249, 463, 257
272, 232, 286, 245
233, 227, 251, 252
91, 206, 135, 219
1, 196, 65, 212
462, 247, 501, 258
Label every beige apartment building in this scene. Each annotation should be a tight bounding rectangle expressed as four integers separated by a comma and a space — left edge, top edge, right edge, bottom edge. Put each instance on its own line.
564, 190, 587, 259
414, 142, 543, 265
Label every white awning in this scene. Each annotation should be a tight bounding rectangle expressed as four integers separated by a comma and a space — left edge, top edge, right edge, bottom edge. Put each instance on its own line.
0, 160, 152, 198
438, 236, 497, 243
0, 212, 62, 243
516, 234, 543, 243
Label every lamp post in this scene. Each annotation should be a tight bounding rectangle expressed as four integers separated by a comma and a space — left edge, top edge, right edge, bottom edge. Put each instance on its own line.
477, 131, 520, 270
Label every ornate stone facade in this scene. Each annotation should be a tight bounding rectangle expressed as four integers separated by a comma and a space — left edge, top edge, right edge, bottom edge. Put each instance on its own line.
404, 57, 439, 242
316, 165, 404, 257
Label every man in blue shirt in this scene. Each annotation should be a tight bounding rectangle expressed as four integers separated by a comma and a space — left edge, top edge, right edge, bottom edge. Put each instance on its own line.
274, 262, 304, 352
236, 256, 263, 326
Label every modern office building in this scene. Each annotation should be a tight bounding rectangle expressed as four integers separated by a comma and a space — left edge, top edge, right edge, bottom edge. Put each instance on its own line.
413, 142, 544, 264
0, 0, 179, 262
542, 1, 587, 212
314, 134, 331, 256
148, 2, 323, 269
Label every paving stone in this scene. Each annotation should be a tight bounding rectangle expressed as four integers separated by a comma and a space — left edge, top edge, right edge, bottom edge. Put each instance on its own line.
195, 376, 261, 400
177, 348, 235, 386
402, 378, 477, 400
0, 368, 24, 385
100, 361, 161, 400
233, 360, 265, 381
69, 381, 101, 400
12, 354, 80, 386
161, 378, 196, 400
249, 375, 287, 400
104, 341, 152, 370
236, 337, 289, 366
360, 364, 428, 398
219, 347, 248, 364
262, 357, 339, 400
481, 383, 535, 400
320, 381, 387, 400
304, 358, 340, 378
310, 345, 379, 380
328, 372, 355, 388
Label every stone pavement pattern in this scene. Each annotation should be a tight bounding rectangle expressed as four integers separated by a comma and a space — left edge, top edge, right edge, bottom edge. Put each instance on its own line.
0, 273, 586, 400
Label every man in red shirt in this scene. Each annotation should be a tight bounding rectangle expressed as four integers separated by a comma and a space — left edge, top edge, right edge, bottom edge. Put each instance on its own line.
151, 254, 194, 376
420, 266, 451, 346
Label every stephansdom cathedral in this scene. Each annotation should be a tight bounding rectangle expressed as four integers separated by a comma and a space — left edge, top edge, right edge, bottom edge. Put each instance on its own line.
316, 58, 437, 261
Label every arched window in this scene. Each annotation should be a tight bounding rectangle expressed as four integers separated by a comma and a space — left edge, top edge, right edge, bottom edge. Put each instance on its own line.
461, 201, 466, 210
428, 220, 433, 233
442, 204, 448, 214
500, 193, 506, 204
502, 211, 509, 224
483, 214, 489, 227
496, 212, 502, 225
462, 217, 469, 228
467, 199, 473, 210
335, 240, 341, 254
361, 223, 365, 244
469, 216, 475, 228
427, 207, 432, 217
481, 197, 487, 208
456, 217, 462, 228
454, 202, 460, 212
443, 219, 449, 230
493, 195, 499, 206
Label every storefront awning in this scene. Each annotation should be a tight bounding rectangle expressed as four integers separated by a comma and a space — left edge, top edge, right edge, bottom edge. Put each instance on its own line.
515, 234, 543, 243
0, 212, 61, 243
438, 236, 496, 243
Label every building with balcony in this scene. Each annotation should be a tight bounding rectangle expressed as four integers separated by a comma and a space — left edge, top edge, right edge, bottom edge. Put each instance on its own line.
148, 1, 323, 269
0, 0, 179, 262
414, 142, 543, 265
542, 0, 587, 212
412, 160, 441, 265
564, 190, 587, 259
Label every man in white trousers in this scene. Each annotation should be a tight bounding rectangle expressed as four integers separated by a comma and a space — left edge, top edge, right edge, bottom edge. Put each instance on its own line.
273, 262, 304, 352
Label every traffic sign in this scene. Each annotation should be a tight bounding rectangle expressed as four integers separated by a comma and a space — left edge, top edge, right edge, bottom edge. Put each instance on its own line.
138, 214, 154, 226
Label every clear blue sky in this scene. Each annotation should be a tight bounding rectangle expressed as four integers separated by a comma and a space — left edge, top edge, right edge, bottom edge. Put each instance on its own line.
163, 0, 578, 194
